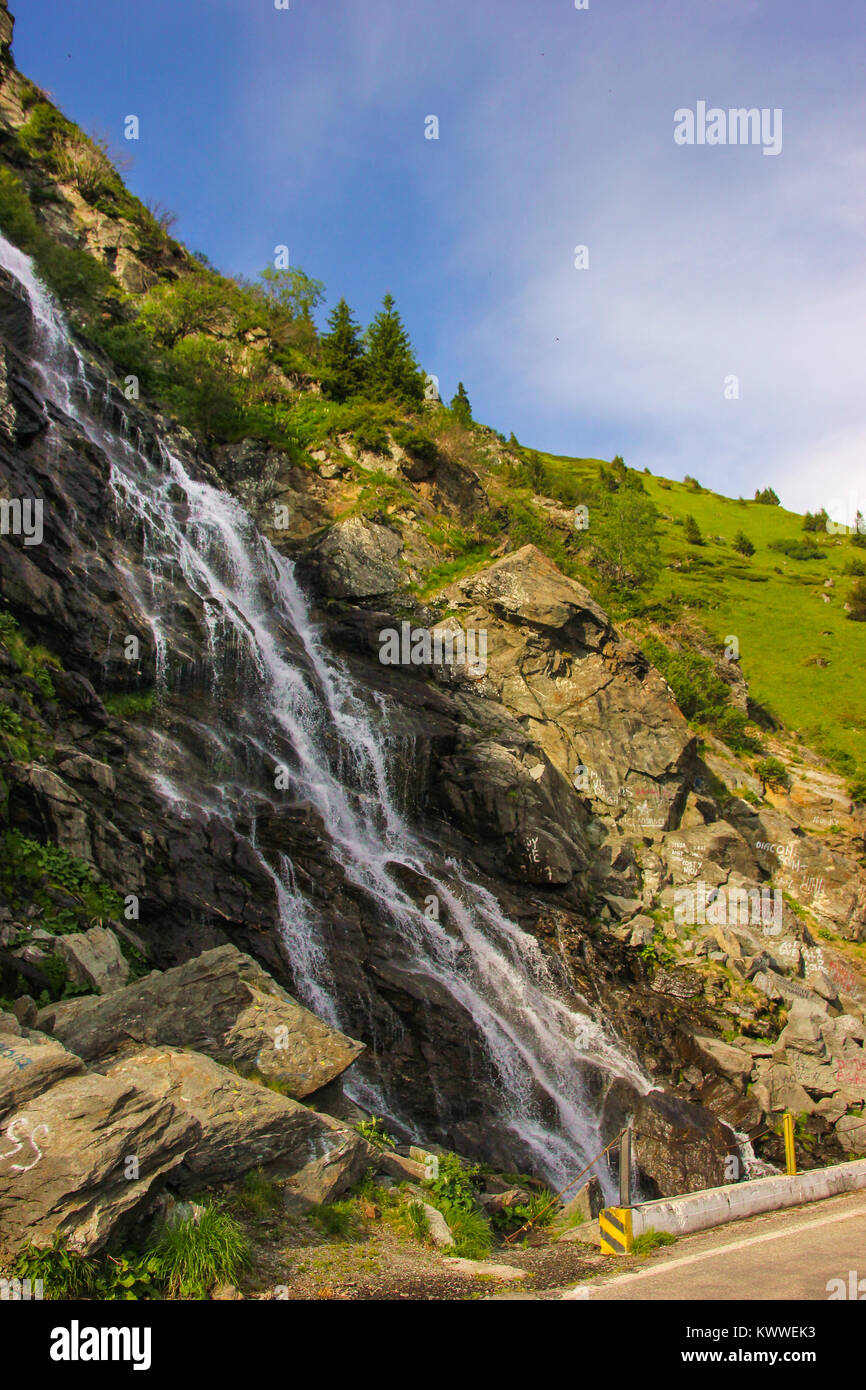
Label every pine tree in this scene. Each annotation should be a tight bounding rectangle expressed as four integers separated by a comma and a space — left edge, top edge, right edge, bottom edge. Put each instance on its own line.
450, 381, 472, 425
364, 293, 424, 403
684, 514, 703, 545
732, 530, 755, 556
320, 298, 365, 402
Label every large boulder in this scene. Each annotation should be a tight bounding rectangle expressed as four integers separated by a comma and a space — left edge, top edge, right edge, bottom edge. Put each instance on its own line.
101, 1045, 369, 1190
632, 1090, 739, 1197
303, 516, 403, 599
0, 1036, 198, 1257
55, 925, 129, 995
37, 944, 365, 1098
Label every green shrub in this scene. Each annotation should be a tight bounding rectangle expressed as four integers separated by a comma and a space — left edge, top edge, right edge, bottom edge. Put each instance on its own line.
732, 530, 755, 557
354, 1116, 397, 1149
684, 514, 703, 545
767, 537, 823, 561
847, 578, 866, 622
426, 1152, 482, 1213
489, 1189, 555, 1235
309, 1201, 358, 1240
150, 1203, 250, 1298
443, 1206, 493, 1260
754, 756, 790, 790
406, 1201, 429, 1242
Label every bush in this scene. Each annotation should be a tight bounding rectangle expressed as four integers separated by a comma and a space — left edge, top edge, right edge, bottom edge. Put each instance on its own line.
11, 1236, 159, 1300
354, 1116, 397, 1149
642, 637, 759, 754
732, 530, 755, 557
768, 537, 823, 561
847, 578, 866, 622
427, 1152, 482, 1213
755, 756, 790, 790
150, 1203, 250, 1298
684, 514, 703, 545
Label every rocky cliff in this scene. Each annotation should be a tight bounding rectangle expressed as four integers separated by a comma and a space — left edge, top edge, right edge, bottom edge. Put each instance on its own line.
1, 10, 865, 1269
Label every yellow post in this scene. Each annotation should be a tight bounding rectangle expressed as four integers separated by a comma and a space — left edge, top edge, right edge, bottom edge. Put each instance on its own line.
783, 1112, 797, 1176
599, 1206, 633, 1255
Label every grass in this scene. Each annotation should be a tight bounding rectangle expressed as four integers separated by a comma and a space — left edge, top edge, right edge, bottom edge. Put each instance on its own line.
309, 1200, 359, 1240
103, 690, 156, 718
150, 1202, 250, 1298
233, 1168, 283, 1219
631, 1228, 677, 1255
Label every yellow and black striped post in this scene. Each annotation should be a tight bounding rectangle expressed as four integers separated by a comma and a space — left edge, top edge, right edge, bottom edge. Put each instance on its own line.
599, 1206, 633, 1255
783, 1112, 797, 1176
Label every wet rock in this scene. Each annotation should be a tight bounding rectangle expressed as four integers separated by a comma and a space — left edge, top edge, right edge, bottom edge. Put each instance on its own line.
632, 1090, 739, 1196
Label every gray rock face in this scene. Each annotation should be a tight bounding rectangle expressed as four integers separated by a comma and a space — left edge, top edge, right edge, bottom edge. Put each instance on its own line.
632, 1090, 739, 1197
37, 944, 364, 1098
0, 1036, 198, 1256
304, 516, 403, 598
101, 1046, 363, 1190
55, 925, 129, 994
444, 546, 696, 831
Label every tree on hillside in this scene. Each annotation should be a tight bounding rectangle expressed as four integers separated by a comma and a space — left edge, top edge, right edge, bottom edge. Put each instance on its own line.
802, 508, 829, 533
754, 486, 780, 505
684, 514, 703, 545
365, 294, 425, 403
591, 488, 661, 588
258, 265, 325, 324
257, 265, 325, 355
732, 530, 755, 556
450, 381, 472, 426
847, 577, 866, 621
320, 298, 366, 401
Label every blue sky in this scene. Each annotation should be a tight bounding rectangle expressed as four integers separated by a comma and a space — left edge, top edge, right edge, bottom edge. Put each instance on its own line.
12, 0, 866, 513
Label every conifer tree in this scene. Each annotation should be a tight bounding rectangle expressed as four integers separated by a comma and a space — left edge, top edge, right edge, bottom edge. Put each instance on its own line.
320, 297, 365, 401
450, 381, 472, 425
364, 293, 424, 403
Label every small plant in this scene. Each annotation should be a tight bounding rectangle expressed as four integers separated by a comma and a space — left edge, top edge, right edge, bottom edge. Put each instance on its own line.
150, 1202, 250, 1299
426, 1151, 482, 1213
103, 690, 156, 718
489, 1189, 556, 1235
235, 1167, 282, 1218
631, 1228, 677, 1255
354, 1116, 397, 1149
407, 1201, 430, 1242
309, 1201, 358, 1240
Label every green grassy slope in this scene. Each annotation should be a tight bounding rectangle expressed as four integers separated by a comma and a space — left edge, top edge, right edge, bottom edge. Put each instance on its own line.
535, 460, 866, 781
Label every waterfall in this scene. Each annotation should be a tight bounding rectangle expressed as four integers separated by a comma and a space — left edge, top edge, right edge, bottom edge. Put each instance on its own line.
0, 233, 651, 1192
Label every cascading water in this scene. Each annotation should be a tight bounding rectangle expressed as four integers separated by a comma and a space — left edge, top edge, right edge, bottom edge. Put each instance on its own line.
0, 233, 652, 1192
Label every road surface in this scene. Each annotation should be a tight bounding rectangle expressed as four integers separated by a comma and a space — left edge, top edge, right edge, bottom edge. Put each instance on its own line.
566, 1190, 866, 1300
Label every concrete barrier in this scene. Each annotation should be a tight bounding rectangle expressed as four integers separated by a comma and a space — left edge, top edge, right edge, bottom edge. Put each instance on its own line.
629, 1158, 866, 1239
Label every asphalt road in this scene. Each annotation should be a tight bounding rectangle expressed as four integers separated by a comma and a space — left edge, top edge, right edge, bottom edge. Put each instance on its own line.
565, 1190, 866, 1300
